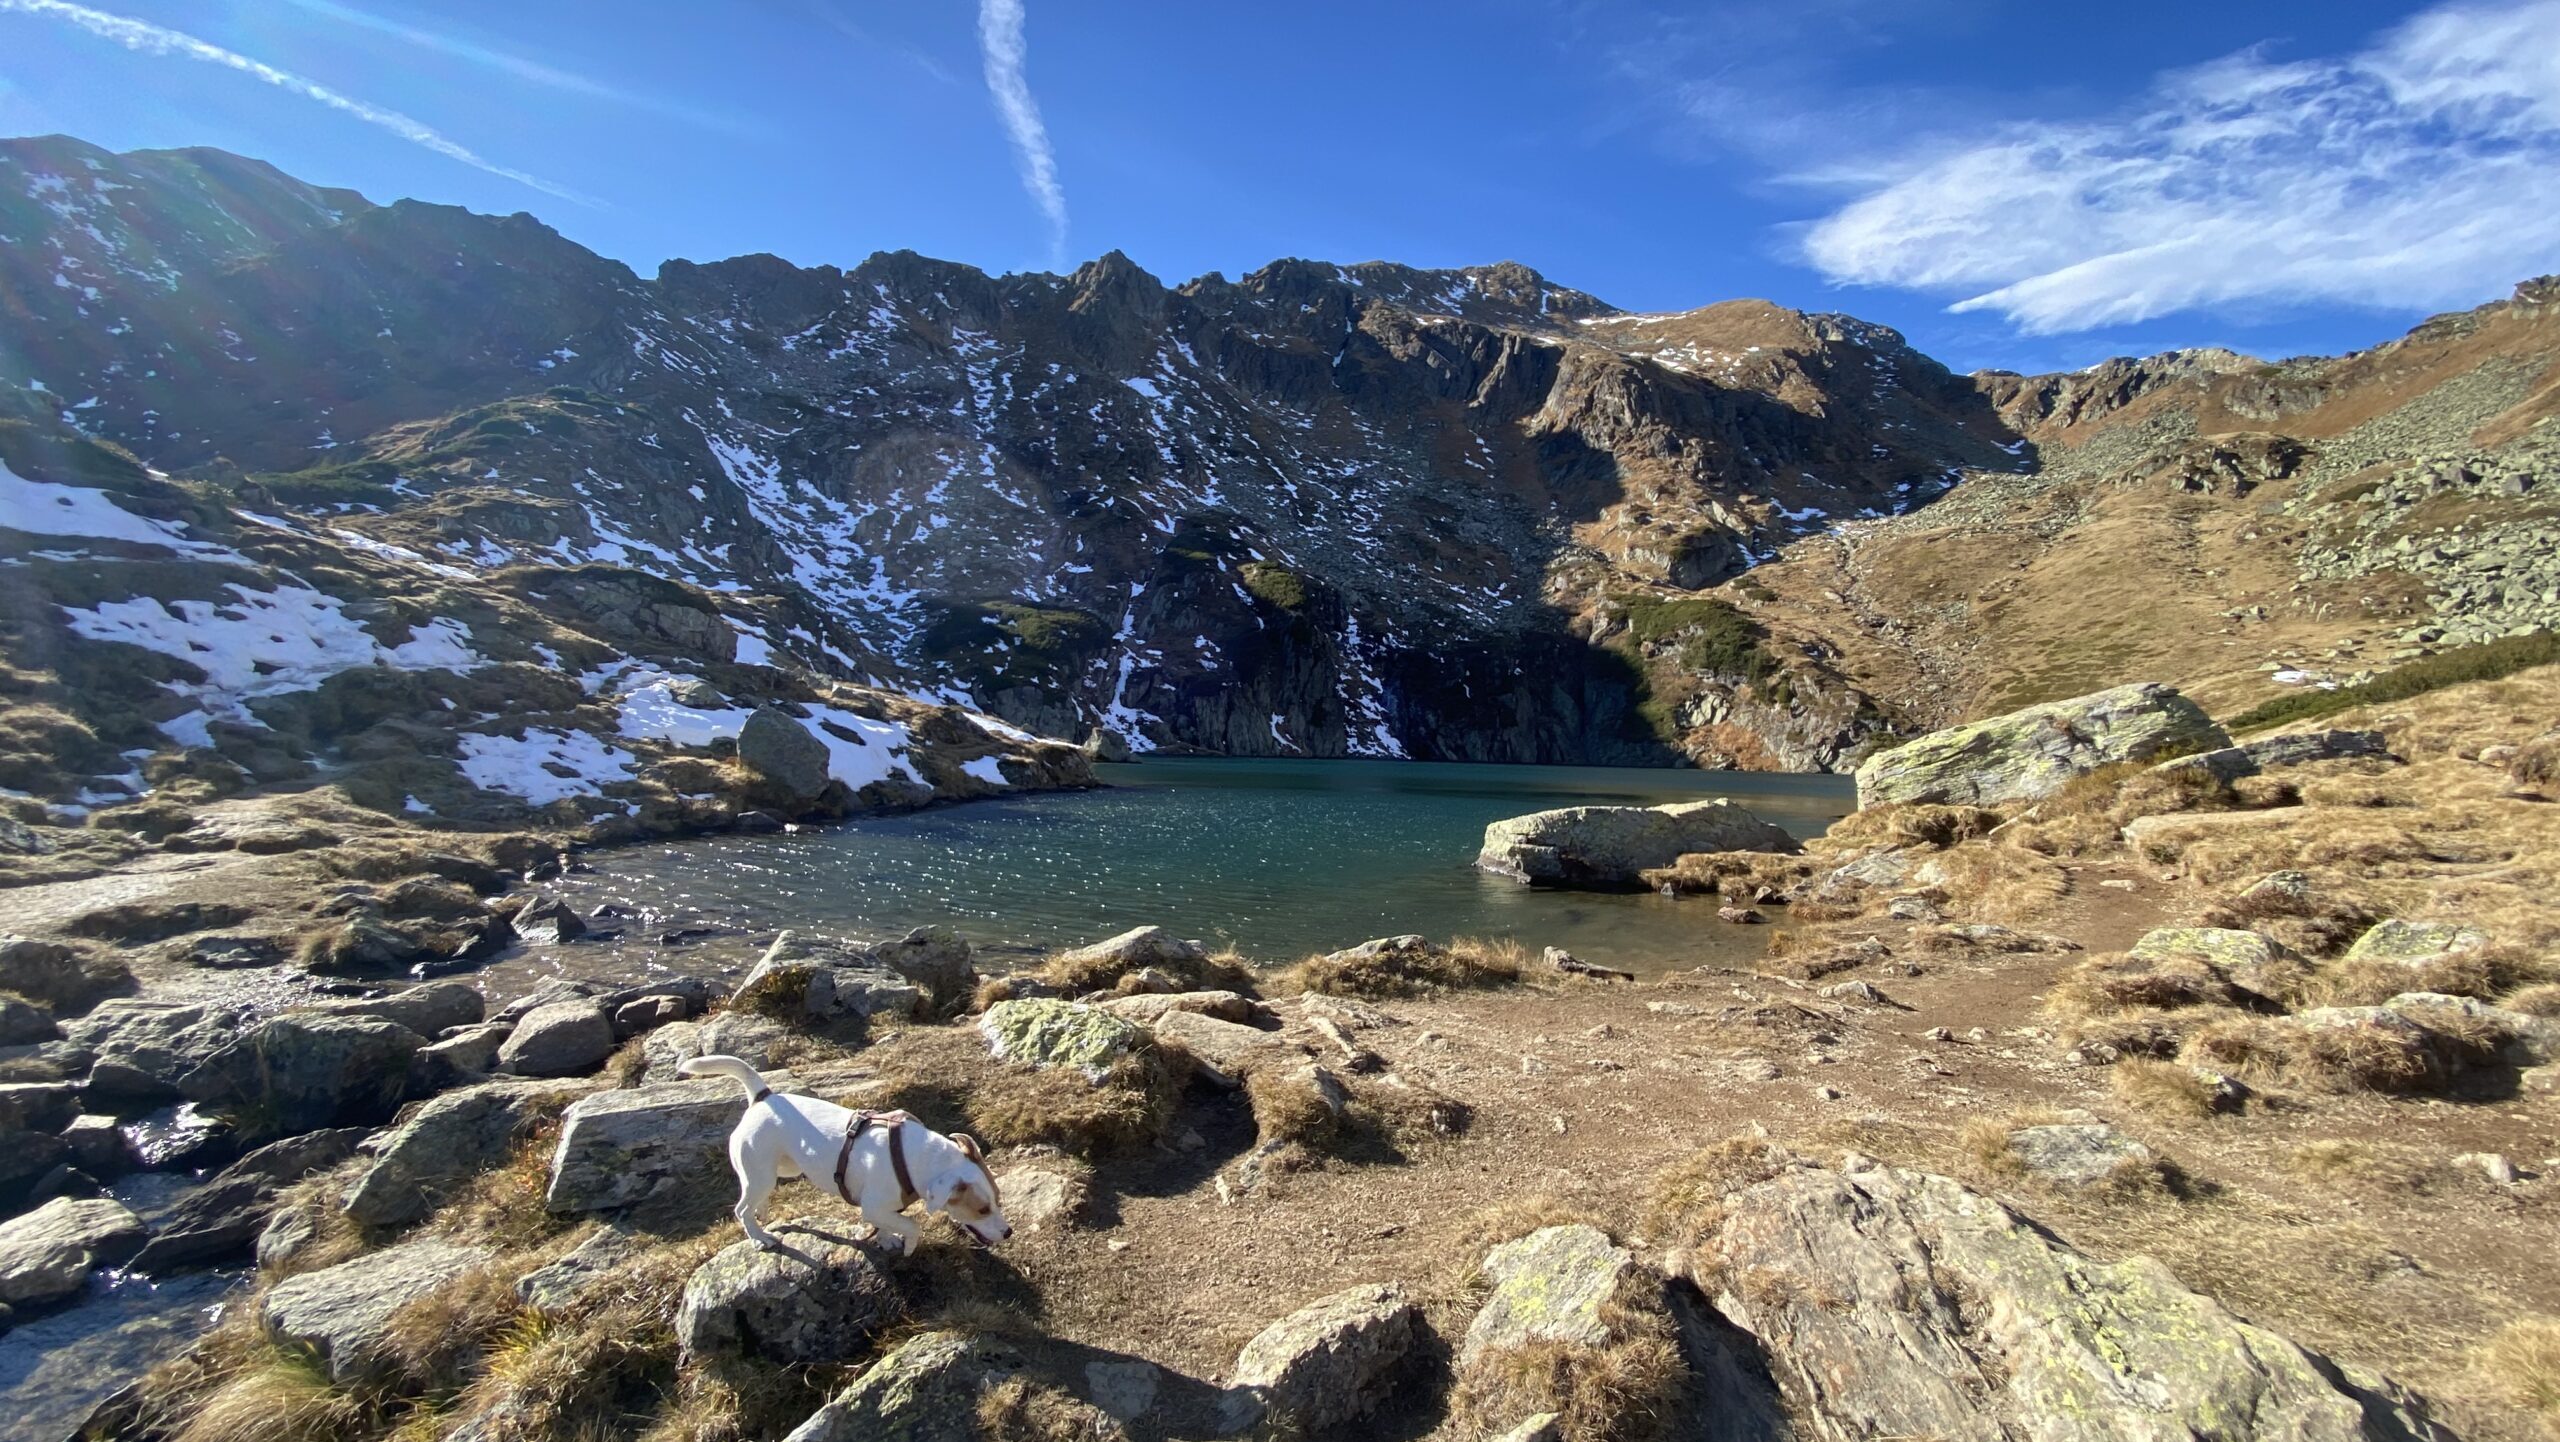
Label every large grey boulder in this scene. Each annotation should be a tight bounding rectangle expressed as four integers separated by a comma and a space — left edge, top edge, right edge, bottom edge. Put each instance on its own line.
1477, 800, 1798, 888
54, 999, 244, 1103
0, 1196, 146, 1306
345, 1078, 595, 1227
497, 1000, 616, 1076
1854, 683, 2230, 808
131, 1128, 367, 1273
733, 931, 926, 1025
739, 707, 833, 801
677, 1217, 904, 1365
2155, 728, 2390, 783
784, 1330, 1036, 1442
0, 993, 57, 1045
1222, 1282, 1420, 1433
544, 1079, 741, 1213
261, 1238, 490, 1382
1054, 926, 1210, 976
1147, 1009, 1303, 1088
303, 980, 485, 1037
871, 926, 978, 1018
1460, 1224, 1643, 1366
180, 1014, 425, 1134
2346, 920, 2488, 963
409, 1022, 514, 1094
1703, 1154, 2449, 1441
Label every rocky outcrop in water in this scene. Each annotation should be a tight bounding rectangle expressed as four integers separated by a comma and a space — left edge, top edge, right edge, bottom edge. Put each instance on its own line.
1477, 800, 1799, 888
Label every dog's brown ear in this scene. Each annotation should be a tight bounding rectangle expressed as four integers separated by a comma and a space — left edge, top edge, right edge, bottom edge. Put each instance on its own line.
953, 1133, 983, 1161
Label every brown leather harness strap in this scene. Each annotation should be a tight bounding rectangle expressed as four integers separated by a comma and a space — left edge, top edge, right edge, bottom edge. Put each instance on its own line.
835, 1109, 919, 1209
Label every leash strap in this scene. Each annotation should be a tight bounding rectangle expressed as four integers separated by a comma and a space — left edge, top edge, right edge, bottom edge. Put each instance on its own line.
835, 1109, 919, 1209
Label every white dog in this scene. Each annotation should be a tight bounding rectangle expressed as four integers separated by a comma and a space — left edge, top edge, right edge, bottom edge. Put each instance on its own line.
679, 1054, 1011, 1254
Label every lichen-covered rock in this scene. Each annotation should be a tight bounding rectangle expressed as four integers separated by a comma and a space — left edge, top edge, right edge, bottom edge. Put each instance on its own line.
345, 1078, 594, 1227
1223, 1282, 1420, 1432
2346, 920, 2488, 963
783, 1330, 1032, 1442
678, 1217, 903, 1366
2006, 1123, 2156, 1188
2127, 926, 2284, 991
497, 999, 616, 1076
544, 1079, 740, 1213
1460, 1224, 1640, 1365
1705, 1154, 2450, 1442
261, 1238, 490, 1382
1054, 925, 1211, 977
0, 1196, 145, 1305
179, 1013, 425, 1134
1854, 683, 2230, 808
979, 999, 1144, 1076
1477, 801, 1798, 888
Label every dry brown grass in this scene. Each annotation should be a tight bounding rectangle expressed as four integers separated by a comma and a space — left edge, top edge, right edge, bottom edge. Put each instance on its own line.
2045, 952, 2240, 1020
166, 1344, 367, 1442
1449, 1294, 1684, 1442
2198, 876, 2377, 958
1244, 1064, 1341, 1149
2478, 1317, 2560, 1437
1915, 841, 2071, 924
2111, 1058, 2223, 1118
1275, 936, 1527, 1000
1441, 1197, 1591, 1283
1955, 1108, 2085, 1179
1031, 942, 1257, 998
2506, 983, 2560, 1017
1639, 850, 1816, 897
376, 1263, 527, 1396
431, 1125, 576, 1250
2280, 1139, 2435, 1191
975, 1376, 1123, 1440
1814, 802, 2007, 853
2295, 942, 2558, 1008
452, 1302, 685, 1442
2512, 734, 2560, 790
876, 1028, 1192, 1160
1644, 1135, 1794, 1251
2184, 1017, 2447, 1093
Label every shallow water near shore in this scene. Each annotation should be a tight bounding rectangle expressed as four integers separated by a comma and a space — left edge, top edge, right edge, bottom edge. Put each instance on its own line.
495, 758, 1854, 995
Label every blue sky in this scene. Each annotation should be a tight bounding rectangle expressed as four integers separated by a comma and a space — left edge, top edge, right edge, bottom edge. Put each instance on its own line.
5, 0, 2558, 374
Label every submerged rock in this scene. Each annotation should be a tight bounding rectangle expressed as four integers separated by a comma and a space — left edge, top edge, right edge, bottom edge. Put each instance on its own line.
1477, 801, 1798, 888
1854, 682, 2229, 808
0, 1196, 146, 1306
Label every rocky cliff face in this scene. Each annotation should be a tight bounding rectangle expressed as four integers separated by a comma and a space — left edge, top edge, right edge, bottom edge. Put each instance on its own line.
7, 135, 2555, 775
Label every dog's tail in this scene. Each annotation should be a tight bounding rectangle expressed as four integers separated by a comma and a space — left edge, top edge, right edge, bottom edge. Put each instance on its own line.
677, 1054, 772, 1099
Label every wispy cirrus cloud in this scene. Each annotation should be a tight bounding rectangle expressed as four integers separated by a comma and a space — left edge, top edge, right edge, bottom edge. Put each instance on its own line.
277, 0, 759, 138
976, 0, 1068, 267
0, 0, 597, 205
1797, 0, 2560, 333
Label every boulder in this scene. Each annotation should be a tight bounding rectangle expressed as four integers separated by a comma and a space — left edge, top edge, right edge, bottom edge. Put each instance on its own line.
1147, 1009, 1303, 1087
784, 1330, 1030, 1442
1854, 683, 2230, 808
0, 993, 57, 1046
1096, 990, 1267, 1026
409, 1022, 514, 1093
0, 935, 133, 1013
497, 1000, 616, 1076
869, 926, 977, 1018
1704, 1155, 2447, 1441
734, 932, 925, 1024
1460, 1224, 1642, 1365
2006, 1123, 2157, 1188
60, 1114, 124, 1174
1222, 1282, 1420, 1432
305, 980, 485, 1037
979, 999, 1145, 1077
1477, 800, 1798, 888
130, 1128, 368, 1273
345, 1078, 594, 1227
261, 1239, 491, 1382
2346, 920, 2488, 963
516, 1224, 647, 1312
2155, 728, 2390, 783
677, 1218, 903, 1365
2129, 926, 2280, 971
990, 1166, 1084, 1233
614, 995, 690, 1037
640, 1012, 791, 1081
739, 707, 833, 801
545, 1079, 741, 1213
1053, 925, 1210, 976
55, 999, 244, 1104
513, 897, 588, 946
0, 1196, 146, 1306
0, 1081, 80, 1134
180, 1014, 425, 1134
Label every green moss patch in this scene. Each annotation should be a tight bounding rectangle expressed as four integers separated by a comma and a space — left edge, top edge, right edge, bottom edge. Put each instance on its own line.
2227, 631, 2559, 732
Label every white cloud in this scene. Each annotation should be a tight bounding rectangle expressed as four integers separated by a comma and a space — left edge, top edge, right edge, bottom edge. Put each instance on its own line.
1796, 0, 2560, 333
0, 0, 597, 205
976, 0, 1068, 266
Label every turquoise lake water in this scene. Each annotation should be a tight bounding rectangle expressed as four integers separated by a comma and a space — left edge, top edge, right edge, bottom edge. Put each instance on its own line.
525, 758, 1856, 987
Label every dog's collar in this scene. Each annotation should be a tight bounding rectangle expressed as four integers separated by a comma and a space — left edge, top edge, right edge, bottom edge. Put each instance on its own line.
750, 1085, 772, 1103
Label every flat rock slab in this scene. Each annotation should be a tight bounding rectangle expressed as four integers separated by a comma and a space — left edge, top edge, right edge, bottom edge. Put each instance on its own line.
2155, 728, 2389, 783
545, 1078, 742, 1214
0, 1196, 146, 1306
132, 1127, 367, 1273
2346, 920, 2489, 963
260, 1238, 490, 1382
516, 1224, 647, 1312
678, 1218, 903, 1367
1707, 1155, 2449, 1442
1146, 1009, 1302, 1087
1855, 682, 2228, 808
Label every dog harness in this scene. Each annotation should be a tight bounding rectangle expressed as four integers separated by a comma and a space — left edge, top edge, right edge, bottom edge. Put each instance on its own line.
834, 1109, 919, 1209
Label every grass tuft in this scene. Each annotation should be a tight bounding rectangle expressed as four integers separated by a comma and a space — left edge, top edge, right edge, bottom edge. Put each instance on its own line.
1276, 936, 1526, 999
